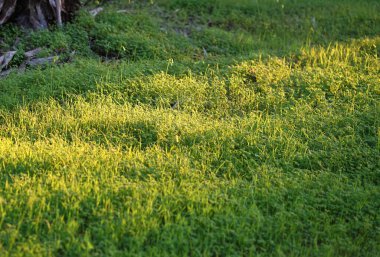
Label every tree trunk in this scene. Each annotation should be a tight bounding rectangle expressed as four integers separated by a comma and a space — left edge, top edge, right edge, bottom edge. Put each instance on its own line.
0, 0, 80, 29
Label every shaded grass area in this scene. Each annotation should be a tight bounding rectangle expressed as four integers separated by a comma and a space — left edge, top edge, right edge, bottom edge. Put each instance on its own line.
0, 0, 379, 256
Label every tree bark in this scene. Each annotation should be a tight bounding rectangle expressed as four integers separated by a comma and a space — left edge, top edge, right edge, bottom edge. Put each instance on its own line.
0, 0, 80, 29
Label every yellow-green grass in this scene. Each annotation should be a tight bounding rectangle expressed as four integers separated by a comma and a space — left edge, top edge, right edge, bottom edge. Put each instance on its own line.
0, 0, 379, 256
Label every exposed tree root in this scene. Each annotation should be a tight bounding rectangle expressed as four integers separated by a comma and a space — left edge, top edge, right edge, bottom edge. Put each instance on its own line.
0, 0, 80, 29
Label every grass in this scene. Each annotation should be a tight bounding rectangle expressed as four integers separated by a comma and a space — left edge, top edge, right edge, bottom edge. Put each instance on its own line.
0, 0, 379, 256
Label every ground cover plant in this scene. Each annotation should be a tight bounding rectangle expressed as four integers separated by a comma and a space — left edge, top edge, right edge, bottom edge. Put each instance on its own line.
0, 0, 379, 256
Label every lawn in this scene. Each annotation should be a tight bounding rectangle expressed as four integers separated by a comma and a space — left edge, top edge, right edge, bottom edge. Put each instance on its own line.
0, 0, 379, 256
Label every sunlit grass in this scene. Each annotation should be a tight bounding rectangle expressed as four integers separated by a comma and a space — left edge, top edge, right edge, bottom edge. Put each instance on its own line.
0, 0, 379, 256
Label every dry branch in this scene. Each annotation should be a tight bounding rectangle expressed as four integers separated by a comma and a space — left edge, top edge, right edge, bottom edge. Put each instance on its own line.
0, 50, 16, 70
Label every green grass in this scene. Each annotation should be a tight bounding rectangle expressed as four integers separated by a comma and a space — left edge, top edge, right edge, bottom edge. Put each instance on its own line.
0, 0, 379, 256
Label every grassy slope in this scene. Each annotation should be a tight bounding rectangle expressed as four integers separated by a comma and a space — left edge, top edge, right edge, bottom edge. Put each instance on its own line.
0, 0, 379, 256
